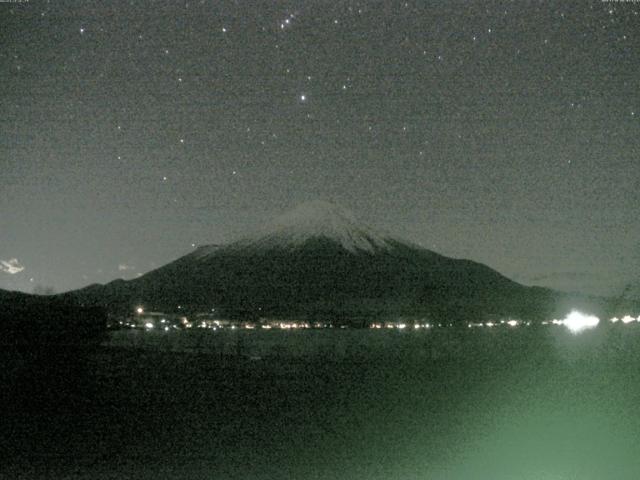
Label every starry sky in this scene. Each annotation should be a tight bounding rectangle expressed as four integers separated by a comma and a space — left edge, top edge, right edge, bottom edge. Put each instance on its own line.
1, 0, 639, 296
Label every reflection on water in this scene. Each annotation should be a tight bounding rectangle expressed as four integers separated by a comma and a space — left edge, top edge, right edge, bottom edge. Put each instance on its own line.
3, 324, 640, 479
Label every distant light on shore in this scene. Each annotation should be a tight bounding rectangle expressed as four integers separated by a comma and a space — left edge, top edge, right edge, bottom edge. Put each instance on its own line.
562, 311, 600, 334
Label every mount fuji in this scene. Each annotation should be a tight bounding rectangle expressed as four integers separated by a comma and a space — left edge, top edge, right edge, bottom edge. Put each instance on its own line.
64, 201, 611, 323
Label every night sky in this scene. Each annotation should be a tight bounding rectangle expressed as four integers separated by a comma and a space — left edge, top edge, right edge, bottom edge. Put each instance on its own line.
2, 0, 639, 296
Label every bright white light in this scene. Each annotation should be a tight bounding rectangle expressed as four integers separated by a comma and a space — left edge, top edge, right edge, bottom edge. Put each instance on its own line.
610, 317, 619, 323
621, 315, 636, 324
485, 322, 494, 327
300, 94, 306, 101
136, 307, 144, 314
562, 311, 600, 334
145, 322, 154, 329
507, 320, 518, 327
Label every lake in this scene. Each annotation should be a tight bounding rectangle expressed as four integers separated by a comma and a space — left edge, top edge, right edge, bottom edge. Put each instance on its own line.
3, 323, 640, 479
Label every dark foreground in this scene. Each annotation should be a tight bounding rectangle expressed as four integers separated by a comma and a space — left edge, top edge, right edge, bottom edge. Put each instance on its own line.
3, 326, 640, 479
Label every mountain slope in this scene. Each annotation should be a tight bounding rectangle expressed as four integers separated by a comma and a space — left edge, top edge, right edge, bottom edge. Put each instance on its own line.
0, 288, 106, 345
64, 201, 610, 322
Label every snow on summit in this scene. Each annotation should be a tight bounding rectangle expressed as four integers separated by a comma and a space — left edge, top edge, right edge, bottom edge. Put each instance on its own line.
237, 200, 395, 253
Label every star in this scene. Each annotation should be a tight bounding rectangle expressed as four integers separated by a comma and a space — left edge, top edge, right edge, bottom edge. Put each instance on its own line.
280, 13, 295, 30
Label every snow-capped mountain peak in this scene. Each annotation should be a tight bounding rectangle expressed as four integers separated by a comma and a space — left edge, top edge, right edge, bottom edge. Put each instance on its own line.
236, 200, 394, 253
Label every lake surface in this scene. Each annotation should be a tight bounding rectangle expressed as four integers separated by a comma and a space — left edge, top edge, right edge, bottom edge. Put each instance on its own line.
4, 324, 640, 479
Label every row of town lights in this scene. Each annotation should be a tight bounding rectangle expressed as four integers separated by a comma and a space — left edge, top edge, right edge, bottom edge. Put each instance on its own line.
134, 307, 639, 334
